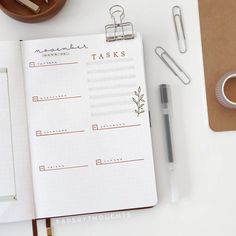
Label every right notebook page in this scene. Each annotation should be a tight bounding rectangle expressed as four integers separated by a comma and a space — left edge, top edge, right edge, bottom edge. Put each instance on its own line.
22, 33, 157, 219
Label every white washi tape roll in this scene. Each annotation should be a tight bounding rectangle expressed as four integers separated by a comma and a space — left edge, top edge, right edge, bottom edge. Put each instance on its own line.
215, 71, 236, 109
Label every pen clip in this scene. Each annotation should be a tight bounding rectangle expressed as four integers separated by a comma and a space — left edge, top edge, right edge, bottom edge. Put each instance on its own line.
155, 47, 191, 85
172, 6, 187, 53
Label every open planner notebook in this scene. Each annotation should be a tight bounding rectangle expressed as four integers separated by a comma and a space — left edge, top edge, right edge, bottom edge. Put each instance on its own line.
0, 33, 157, 223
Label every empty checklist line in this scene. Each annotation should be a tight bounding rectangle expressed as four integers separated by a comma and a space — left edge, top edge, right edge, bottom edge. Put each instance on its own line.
90, 92, 132, 99
89, 83, 136, 91
88, 74, 136, 83
86, 58, 134, 66
87, 66, 135, 74
91, 109, 133, 116
90, 100, 133, 108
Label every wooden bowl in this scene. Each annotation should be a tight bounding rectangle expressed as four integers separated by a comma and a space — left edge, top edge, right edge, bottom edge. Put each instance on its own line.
0, 0, 67, 23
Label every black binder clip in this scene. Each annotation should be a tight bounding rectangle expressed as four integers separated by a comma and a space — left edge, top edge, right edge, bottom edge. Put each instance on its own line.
105, 5, 134, 42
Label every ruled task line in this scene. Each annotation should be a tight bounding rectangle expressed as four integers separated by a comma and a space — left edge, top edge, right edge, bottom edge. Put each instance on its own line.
96, 158, 144, 166
36, 129, 85, 137
32, 95, 82, 102
92, 123, 141, 131
87, 66, 135, 74
39, 164, 88, 172
29, 62, 78, 68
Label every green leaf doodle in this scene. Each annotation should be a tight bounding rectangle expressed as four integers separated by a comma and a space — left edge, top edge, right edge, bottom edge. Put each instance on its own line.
132, 86, 145, 116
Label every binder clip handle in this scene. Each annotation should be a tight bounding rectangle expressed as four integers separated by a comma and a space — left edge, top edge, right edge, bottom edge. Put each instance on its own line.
109, 5, 125, 26
105, 5, 134, 42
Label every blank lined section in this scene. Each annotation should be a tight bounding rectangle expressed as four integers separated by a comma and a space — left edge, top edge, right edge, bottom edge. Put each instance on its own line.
87, 57, 137, 117
0, 69, 16, 201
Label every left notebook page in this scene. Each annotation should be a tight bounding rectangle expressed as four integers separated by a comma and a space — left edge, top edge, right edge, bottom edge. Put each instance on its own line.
0, 41, 35, 223
0, 68, 16, 201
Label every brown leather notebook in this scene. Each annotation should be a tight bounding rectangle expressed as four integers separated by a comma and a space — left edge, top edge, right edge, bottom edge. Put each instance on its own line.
198, 0, 236, 132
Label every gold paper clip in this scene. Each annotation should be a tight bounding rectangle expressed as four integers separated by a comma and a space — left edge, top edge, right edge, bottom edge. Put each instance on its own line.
105, 5, 134, 42
155, 47, 191, 85
172, 6, 187, 53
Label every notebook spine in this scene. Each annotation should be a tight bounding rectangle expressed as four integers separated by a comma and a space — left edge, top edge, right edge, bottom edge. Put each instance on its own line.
32, 220, 38, 236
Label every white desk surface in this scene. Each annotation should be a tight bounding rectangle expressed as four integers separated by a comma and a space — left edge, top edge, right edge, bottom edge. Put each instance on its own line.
1, 0, 236, 235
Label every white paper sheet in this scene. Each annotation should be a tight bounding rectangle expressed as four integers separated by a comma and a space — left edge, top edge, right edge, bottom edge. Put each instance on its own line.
0, 68, 16, 201
0, 41, 35, 223
22, 34, 157, 219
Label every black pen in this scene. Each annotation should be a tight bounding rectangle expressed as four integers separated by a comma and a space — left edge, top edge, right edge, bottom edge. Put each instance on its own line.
160, 84, 179, 202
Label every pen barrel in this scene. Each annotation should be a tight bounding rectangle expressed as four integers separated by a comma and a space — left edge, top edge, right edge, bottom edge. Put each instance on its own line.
160, 84, 178, 203
164, 113, 174, 163
160, 84, 174, 163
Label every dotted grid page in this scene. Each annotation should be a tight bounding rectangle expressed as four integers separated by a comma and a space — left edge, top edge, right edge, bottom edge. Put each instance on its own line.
21, 33, 157, 219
